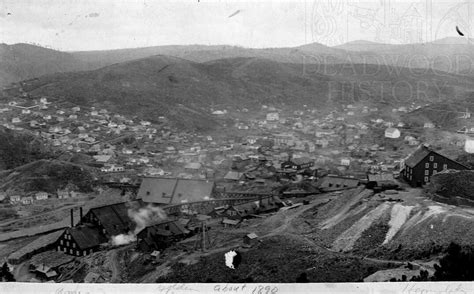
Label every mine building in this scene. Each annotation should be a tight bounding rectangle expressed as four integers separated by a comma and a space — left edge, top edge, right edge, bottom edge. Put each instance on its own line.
401, 144, 470, 187
80, 202, 136, 236
56, 225, 107, 257
136, 220, 190, 251
56, 202, 140, 256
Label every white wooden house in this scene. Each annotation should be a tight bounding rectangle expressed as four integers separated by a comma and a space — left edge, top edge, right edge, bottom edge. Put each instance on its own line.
35, 192, 49, 201
10, 195, 21, 203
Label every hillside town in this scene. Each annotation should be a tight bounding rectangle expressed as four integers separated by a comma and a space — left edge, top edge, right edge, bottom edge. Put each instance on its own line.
1, 0, 474, 286
0, 86, 473, 283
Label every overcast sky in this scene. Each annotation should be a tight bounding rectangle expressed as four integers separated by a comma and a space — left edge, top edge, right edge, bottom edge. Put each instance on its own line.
0, 0, 472, 51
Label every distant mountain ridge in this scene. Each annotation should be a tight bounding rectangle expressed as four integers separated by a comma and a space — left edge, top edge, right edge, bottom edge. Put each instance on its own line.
9, 53, 474, 131
3, 37, 474, 88
0, 43, 92, 87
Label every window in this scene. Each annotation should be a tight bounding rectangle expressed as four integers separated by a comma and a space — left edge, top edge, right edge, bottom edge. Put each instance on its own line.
60, 240, 63, 245
165, 225, 170, 230
66, 241, 69, 246
425, 163, 429, 168
409, 175, 412, 180
443, 164, 448, 170
83, 251, 87, 256
73, 243, 76, 248
69, 249, 72, 254
429, 156, 434, 161
328, 183, 333, 187
424, 176, 429, 182
425, 170, 429, 175
433, 170, 437, 175
57, 246, 61, 251
336, 184, 340, 188
146, 191, 150, 195
434, 163, 437, 168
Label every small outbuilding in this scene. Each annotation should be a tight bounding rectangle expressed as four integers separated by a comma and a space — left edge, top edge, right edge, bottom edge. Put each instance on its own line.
243, 233, 259, 246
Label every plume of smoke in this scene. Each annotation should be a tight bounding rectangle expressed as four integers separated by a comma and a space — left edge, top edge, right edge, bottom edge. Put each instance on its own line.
128, 204, 167, 234
111, 232, 136, 246
110, 204, 167, 246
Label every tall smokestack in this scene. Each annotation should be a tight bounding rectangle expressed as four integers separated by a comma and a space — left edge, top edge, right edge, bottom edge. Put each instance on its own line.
70, 209, 74, 227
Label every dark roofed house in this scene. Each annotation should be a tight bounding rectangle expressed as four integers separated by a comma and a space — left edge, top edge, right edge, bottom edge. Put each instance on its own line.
56, 225, 107, 256
402, 144, 470, 187
137, 177, 215, 205
136, 220, 190, 251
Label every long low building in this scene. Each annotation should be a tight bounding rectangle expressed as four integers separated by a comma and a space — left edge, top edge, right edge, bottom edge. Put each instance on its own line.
317, 175, 360, 191
137, 177, 215, 205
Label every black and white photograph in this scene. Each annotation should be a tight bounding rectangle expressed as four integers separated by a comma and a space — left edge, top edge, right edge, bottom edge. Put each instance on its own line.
0, 0, 474, 290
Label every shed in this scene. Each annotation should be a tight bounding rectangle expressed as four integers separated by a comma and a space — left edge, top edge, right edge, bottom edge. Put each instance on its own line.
150, 250, 160, 259
243, 233, 259, 246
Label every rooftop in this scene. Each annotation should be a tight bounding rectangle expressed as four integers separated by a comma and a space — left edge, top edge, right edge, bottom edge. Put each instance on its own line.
137, 177, 215, 205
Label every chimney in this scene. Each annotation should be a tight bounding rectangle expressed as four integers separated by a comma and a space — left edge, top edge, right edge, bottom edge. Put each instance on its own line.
70, 209, 74, 227
80, 207, 83, 220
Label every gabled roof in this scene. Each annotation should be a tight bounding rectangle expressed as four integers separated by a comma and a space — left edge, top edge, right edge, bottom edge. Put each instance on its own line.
67, 226, 107, 250
88, 202, 135, 236
404, 145, 431, 168
403, 144, 470, 169
137, 177, 215, 204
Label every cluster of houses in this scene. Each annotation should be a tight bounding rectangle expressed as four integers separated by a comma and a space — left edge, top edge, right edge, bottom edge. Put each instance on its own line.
5, 188, 81, 205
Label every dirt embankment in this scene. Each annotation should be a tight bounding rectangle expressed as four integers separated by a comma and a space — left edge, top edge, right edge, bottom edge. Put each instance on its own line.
302, 188, 474, 260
